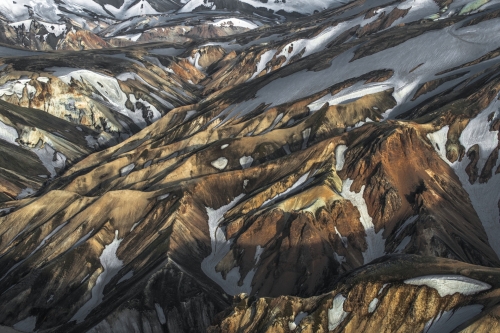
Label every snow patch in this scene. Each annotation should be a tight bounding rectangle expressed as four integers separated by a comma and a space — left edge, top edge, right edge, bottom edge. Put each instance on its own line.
341, 179, 385, 264
288, 312, 308, 331
212, 18, 258, 30
211, 157, 228, 170
201, 194, 248, 295
120, 163, 135, 177
404, 275, 491, 297
328, 294, 349, 331
239, 156, 253, 169
0, 121, 19, 145
17, 188, 35, 199
368, 298, 379, 313
70, 230, 124, 323
335, 145, 347, 171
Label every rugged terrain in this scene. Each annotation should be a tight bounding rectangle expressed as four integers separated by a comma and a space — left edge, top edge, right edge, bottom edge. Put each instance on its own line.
1, 0, 500, 332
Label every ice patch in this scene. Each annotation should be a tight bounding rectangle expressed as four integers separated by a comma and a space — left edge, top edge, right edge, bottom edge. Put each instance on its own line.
341, 179, 385, 264
239, 156, 253, 169
404, 275, 491, 297
328, 294, 349, 331
211, 157, 228, 170
70, 230, 124, 323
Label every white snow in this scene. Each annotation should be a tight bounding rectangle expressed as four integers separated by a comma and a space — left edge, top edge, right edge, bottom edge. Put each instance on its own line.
424, 304, 483, 333
427, 125, 449, 160
37, 77, 50, 83
261, 113, 283, 134
115, 33, 142, 42
247, 50, 276, 81
238, 0, 345, 15
368, 298, 379, 313
184, 110, 197, 121
212, 18, 258, 30
288, 312, 308, 330
33, 144, 66, 178
179, 0, 214, 12
0, 78, 35, 99
335, 227, 348, 248
328, 294, 349, 331
17, 188, 35, 199
154, 303, 167, 325
120, 163, 135, 177
13, 316, 37, 333
239, 156, 253, 169
308, 84, 392, 112
71, 230, 124, 323
341, 179, 385, 264
201, 194, 251, 295
211, 157, 228, 170
45, 67, 150, 128
157, 193, 170, 201
0, 0, 60, 22
221, 144, 229, 150
335, 145, 347, 171
404, 275, 491, 297
0, 121, 19, 145
427, 99, 500, 257
222, 18, 500, 122
104, 0, 160, 20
